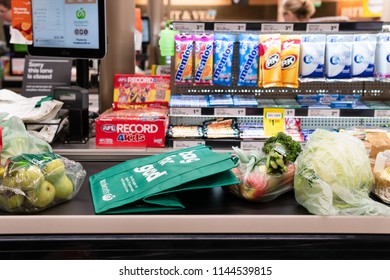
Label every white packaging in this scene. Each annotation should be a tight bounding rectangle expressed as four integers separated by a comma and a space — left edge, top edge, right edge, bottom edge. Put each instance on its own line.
299, 34, 326, 81
326, 35, 353, 80
375, 33, 390, 81
352, 34, 377, 79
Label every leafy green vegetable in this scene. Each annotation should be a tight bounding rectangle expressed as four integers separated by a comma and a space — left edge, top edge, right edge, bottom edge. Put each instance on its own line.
294, 129, 390, 216
262, 132, 302, 175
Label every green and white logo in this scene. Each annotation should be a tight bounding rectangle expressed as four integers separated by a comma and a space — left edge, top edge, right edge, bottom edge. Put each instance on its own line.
76, 8, 86, 20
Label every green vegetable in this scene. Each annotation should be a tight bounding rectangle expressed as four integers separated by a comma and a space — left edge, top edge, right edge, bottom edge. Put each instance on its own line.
262, 132, 302, 175
294, 129, 390, 216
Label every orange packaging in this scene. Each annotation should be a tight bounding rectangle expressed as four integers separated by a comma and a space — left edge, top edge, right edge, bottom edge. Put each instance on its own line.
194, 34, 214, 85
281, 35, 301, 88
259, 34, 282, 88
174, 34, 194, 84
11, 0, 32, 44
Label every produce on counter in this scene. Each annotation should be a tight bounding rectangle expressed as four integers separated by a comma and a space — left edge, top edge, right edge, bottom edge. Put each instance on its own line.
262, 132, 302, 175
0, 153, 86, 213
294, 129, 390, 215
224, 145, 296, 202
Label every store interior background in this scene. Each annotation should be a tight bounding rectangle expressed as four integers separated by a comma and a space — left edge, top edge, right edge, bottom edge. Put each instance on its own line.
1, 0, 390, 113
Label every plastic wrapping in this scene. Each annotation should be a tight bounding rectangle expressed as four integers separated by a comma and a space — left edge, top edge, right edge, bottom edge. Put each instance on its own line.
0, 153, 86, 213
224, 147, 295, 202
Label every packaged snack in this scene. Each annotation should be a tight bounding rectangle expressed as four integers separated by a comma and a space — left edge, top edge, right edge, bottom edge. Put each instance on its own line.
213, 33, 235, 86
281, 34, 301, 88
238, 34, 259, 86
259, 34, 282, 88
174, 34, 194, 84
299, 34, 326, 81
352, 34, 376, 80
168, 125, 204, 138
203, 118, 239, 139
194, 34, 214, 85
375, 33, 390, 82
326, 35, 353, 80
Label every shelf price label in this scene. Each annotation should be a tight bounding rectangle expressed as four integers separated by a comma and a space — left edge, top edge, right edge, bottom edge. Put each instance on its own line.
306, 23, 339, 32
264, 108, 285, 137
374, 110, 390, 118
214, 23, 246, 32
240, 141, 264, 150
214, 108, 246, 116
172, 22, 205, 32
308, 109, 340, 117
285, 109, 295, 117
262, 23, 293, 32
170, 107, 201, 116
173, 140, 205, 149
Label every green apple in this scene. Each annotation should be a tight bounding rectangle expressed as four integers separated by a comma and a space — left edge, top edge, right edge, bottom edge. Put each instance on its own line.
16, 166, 45, 192
44, 159, 66, 183
2, 176, 18, 189
0, 192, 24, 211
27, 180, 56, 208
53, 175, 73, 200
0, 167, 4, 178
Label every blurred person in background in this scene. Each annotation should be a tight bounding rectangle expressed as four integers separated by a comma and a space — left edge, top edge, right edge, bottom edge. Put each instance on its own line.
282, 0, 315, 22
0, 0, 11, 24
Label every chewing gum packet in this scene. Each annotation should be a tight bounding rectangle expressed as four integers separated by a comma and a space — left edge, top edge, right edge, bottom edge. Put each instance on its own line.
299, 34, 326, 81
238, 34, 259, 86
352, 34, 376, 80
213, 33, 235, 86
374, 33, 390, 82
326, 35, 353, 80
194, 34, 214, 85
281, 34, 301, 88
259, 34, 282, 88
174, 34, 194, 84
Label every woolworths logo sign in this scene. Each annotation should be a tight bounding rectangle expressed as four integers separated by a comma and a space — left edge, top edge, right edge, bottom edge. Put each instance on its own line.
76, 8, 86, 19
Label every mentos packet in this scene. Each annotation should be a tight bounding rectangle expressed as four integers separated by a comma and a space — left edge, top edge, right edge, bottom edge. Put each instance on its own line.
259, 34, 282, 88
238, 34, 259, 86
326, 35, 353, 79
281, 34, 301, 88
194, 34, 214, 85
174, 34, 194, 84
213, 33, 235, 86
375, 33, 390, 82
352, 34, 376, 79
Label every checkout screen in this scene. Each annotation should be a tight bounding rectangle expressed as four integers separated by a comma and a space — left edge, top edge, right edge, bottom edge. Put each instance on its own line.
31, 0, 100, 49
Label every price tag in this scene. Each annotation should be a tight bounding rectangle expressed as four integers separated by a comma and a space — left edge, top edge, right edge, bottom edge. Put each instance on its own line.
374, 110, 390, 118
240, 141, 264, 150
214, 23, 246, 32
262, 23, 293, 32
285, 109, 295, 117
308, 109, 340, 117
169, 107, 201, 116
173, 140, 205, 149
263, 108, 285, 137
214, 108, 246, 116
306, 23, 339, 32
172, 22, 205, 32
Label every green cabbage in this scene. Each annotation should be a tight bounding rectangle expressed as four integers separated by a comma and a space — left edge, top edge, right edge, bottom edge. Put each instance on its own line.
294, 129, 390, 215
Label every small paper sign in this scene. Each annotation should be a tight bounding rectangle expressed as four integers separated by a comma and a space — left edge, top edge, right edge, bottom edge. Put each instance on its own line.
308, 109, 340, 117
173, 22, 205, 32
306, 23, 339, 32
285, 109, 295, 117
214, 23, 246, 32
173, 140, 205, 149
214, 108, 246, 116
170, 107, 201, 116
263, 108, 285, 137
240, 141, 264, 150
262, 23, 293, 32
374, 110, 390, 118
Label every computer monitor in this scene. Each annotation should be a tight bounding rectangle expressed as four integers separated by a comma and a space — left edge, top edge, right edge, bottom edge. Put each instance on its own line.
28, 0, 106, 59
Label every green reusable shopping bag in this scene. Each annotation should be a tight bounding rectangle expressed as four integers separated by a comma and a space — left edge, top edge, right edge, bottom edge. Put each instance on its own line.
89, 145, 239, 214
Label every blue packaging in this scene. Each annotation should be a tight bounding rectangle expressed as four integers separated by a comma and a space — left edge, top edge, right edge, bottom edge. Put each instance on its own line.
352, 34, 376, 79
213, 33, 235, 86
238, 34, 259, 86
326, 35, 353, 79
299, 34, 326, 80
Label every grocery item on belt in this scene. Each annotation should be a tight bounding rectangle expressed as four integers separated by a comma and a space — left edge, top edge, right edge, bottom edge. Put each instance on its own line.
174, 33, 194, 84
194, 34, 214, 85
259, 34, 282, 88
213, 33, 235, 86
375, 33, 390, 82
0, 152, 86, 213
326, 35, 353, 79
299, 34, 326, 81
238, 33, 259, 86
352, 34, 376, 80
281, 34, 301, 88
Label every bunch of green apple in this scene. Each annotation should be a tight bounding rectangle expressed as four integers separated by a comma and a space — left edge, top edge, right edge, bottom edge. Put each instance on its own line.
0, 158, 74, 212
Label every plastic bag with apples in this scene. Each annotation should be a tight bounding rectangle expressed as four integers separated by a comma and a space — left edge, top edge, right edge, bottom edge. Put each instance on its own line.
224, 147, 295, 202
0, 152, 86, 213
